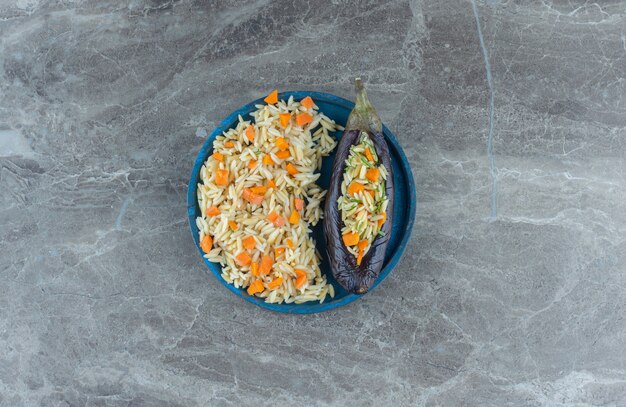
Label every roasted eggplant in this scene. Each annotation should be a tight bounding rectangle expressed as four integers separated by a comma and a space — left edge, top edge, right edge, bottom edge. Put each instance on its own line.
324, 78, 394, 294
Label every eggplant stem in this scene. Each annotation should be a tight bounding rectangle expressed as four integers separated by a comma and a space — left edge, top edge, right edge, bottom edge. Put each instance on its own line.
346, 78, 383, 134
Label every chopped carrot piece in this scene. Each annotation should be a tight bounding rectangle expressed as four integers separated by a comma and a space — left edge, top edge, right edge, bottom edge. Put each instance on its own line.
289, 210, 300, 225
268, 276, 283, 290
364, 148, 374, 162
224, 141, 234, 148
215, 169, 229, 186
200, 235, 213, 253
213, 152, 224, 162
378, 212, 387, 228
264, 90, 278, 105
243, 236, 256, 250
366, 189, 375, 199
267, 179, 276, 188
259, 255, 273, 275
275, 137, 289, 151
300, 96, 314, 109
249, 186, 267, 195
275, 150, 290, 159
274, 216, 285, 227
267, 211, 279, 223
356, 249, 364, 266
248, 160, 257, 170
295, 269, 307, 289
286, 163, 299, 175
242, 189, 264, 206
247, 279, 264, 295
358, 240, 369, 251
262, 155, 275, 165
347, 181, 364, 195
245, 125, 255, 142
228, 220, 239, 231
342, 232, 359, 246
236, 251, 252, 266
275, 247, 285, 258
286, 238, 294, 249
296, 112, 313, 127
206, 206, 221, 217
366, 168, 380, 182
250, 261, 259, 277
267, 211, 284, 227
279, 113, 291, 128
294, 198, 305, 211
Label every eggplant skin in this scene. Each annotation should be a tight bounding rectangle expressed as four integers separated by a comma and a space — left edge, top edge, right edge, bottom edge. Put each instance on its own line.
324, 129, 394, 294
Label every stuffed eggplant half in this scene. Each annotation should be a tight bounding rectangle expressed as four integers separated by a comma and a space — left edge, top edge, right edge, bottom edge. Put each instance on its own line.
324, 79, 394, 294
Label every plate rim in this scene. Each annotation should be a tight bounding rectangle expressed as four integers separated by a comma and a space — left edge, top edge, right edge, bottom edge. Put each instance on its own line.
187, 90, 416, 314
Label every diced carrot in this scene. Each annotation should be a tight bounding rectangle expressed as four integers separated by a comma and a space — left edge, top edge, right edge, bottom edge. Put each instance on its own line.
267, 211, 284, 227
267, 179, 276, 188
275, 137, 289, 151
245, 125, 255, 142
295, 269, 307, 289
279, 113, 291, 128
289, 210, 300, 225
286, 163, 299, 175
275, 150, 290, 159
215, 169, 229, 186
242, 189, 264, 206
259, 255, 273, 275
275, 247, 285, 258
250, 261, 259, 277
236, 251, 252, 266
213, 152, 224, 162
364, 148, 374, 162
300, 96, 314, 109
296, 112, 313, 127
264, 90, 278, 105
262, 155, 275, 165
224, 141, 234, 148
243, 236, 256, 250
286, 238, 294, 249
294, 198, 305, 211
206, 206, 221, 217
247, 279, 264, 295
348, 181, 364, 195
366, 189, 375, 199
366, 168, 380, 182
249, 186, 267, 195
228, 220, 239, 231
267, 211, 279, 223
248, 160, 257, 170
274, 216, 285, 227
356, 249, 364, 266
268, 276, 283, 290
358, 240, 369, 251
200, 235, 213, 253
378, 212, 387, 228
342, 232, 359, 246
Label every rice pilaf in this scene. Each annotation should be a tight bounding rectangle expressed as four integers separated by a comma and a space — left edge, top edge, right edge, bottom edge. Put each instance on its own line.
196, 92, 343, 304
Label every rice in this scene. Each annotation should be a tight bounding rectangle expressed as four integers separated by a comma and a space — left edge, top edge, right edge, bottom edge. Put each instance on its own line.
337, 132, 389, 262
197, 94, 343, 304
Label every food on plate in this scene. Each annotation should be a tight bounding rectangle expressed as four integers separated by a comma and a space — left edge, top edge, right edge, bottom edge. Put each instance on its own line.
196, 91, 343, 304
324, 78, 394, 295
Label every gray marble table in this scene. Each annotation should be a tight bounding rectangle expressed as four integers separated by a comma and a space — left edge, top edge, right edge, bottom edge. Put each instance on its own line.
1, 1, 626, 406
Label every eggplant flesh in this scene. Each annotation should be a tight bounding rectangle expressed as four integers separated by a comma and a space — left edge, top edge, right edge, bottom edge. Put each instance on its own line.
324, 79, 394, 294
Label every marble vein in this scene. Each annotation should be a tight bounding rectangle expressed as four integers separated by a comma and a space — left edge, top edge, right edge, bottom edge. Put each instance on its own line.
470, 0, 498, 222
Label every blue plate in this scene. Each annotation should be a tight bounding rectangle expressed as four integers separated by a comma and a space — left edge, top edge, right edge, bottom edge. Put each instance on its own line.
187, 91, 416, 313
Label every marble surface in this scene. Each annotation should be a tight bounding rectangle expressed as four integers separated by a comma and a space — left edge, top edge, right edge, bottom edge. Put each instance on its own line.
1, 0, 626, 405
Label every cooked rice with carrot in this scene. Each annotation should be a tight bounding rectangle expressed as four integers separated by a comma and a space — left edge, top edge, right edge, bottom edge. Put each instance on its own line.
196, 91, 343, 304
337, 132, 389, 265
